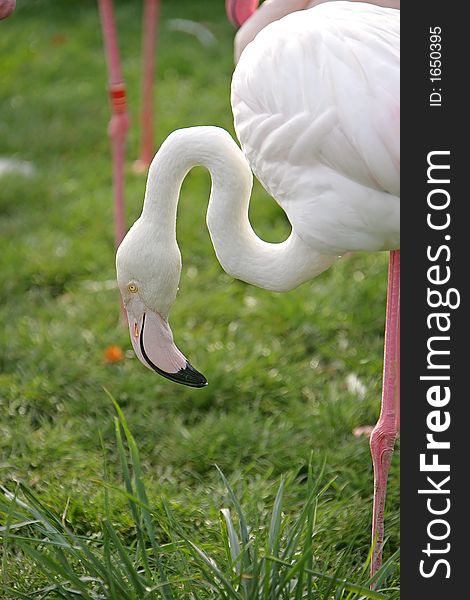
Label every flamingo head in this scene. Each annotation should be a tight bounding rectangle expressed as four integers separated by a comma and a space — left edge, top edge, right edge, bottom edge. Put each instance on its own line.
0, 0, 16, 20
225, 0, 260, 27
116, 220, 208, 388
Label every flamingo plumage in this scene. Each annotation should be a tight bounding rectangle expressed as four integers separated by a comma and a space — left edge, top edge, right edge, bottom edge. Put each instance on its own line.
116, 0, 400, 580
227, 0, 400, 62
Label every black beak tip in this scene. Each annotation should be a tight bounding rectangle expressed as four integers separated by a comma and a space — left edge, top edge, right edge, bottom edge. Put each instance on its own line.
172, 361, 208, 388
138, 313, 207, 388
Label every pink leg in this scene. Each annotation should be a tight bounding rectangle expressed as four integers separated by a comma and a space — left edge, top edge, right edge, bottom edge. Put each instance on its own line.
370, 249, 400, 579
133, 0, 161, 173
98, 0, 130, 248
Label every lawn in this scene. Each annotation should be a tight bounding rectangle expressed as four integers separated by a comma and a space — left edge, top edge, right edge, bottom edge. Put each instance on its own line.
0, 0, 399, 597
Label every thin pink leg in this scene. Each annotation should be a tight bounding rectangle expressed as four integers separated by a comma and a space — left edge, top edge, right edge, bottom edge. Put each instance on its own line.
98, 0, 130, 248
370, 249, 400, 579
133, 0, 161, 173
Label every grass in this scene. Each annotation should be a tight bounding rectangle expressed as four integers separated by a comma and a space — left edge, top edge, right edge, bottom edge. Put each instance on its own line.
1, 0, 399, 597
0, 396, 397, 599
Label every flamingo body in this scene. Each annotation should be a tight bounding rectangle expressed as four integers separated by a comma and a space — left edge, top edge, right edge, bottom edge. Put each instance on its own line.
232, 2, 399, 254
116, 0, 400, 581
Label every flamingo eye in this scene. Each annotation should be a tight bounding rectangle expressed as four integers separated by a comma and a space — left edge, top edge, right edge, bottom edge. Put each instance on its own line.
128, 283, 138, 293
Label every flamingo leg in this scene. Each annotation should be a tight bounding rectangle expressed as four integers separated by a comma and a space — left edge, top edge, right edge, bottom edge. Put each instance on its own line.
98, 0, 130, 248
134, 0, 160, 173
370, 249, 400, 579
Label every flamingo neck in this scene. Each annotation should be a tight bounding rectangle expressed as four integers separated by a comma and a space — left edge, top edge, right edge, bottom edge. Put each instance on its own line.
142, 126, 334, 292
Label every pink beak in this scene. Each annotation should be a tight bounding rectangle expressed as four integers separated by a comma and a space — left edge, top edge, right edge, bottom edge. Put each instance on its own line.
225, 0, 260, 27
125, 299, 207, 388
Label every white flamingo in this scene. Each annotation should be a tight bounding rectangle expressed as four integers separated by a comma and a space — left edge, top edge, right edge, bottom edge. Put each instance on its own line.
226, 0, 400, 62
116, 1, 400, 577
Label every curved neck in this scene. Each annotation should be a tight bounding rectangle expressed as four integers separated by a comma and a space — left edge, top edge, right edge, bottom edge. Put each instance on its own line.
141, 126, 334, 292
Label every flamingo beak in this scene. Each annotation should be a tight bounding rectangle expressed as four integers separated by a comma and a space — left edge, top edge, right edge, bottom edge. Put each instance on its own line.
124, 300, 208, 388
225, 0, 260, 27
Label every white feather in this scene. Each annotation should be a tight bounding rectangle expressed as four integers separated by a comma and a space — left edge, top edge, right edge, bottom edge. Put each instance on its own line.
231, 1, 399, 253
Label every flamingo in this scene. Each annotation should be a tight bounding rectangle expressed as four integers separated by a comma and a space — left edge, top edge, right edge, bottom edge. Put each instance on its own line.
116, 0, 399, 578
98, 0, 161, 248
0, 0, 15, 20
226, 0, 400, 577
226, 0, 400, 62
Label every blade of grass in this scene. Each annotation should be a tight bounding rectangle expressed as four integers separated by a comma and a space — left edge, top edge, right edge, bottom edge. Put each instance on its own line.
188, 541, 244, 600
107, 389, 174, 600
19, 542, 92, 599
14, 485, 116, 589
114, 417, 153, 580
102, 524, 130, 600
103, 519, 146, 597
1, 483, 20, 592
266, 555, 386, 600
0, 587, 38, 600
215, 464, 253, 581
264, 477, 285, 599
160, 497, 195, 597
220, 508, 241, 573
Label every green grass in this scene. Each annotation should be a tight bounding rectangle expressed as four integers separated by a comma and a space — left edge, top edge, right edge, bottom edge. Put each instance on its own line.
0, 397, 397, 599
0, 0, 399, 596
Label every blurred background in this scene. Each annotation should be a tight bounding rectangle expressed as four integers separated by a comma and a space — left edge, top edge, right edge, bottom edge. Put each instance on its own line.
0, 0, 398, 595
